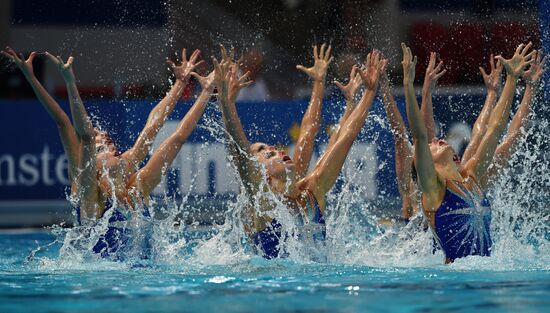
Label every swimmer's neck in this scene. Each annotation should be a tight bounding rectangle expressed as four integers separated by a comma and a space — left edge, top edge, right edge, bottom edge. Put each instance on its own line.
268, 176, 301, 199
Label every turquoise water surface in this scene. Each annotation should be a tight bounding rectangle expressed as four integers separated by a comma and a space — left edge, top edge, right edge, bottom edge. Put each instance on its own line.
1, 231, 548, 313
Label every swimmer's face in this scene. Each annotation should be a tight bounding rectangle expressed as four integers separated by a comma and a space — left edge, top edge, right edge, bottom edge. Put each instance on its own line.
94, 129, 119, 158
428, 139, 461, 167
250, 142, 295, 180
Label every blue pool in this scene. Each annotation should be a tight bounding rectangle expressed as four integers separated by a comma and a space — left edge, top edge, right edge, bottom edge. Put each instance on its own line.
1, 230, 548, 313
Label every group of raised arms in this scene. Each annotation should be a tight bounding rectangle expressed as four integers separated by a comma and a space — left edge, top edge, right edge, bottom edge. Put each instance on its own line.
2, 40, 545, 263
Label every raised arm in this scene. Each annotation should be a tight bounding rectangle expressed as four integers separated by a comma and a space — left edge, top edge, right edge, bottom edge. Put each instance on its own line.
484, 51, 547, 183
213, 52, 261, 194
328, 64, 361, 149
215, 45, 252, 151
128, 71, 215, 198
294, 44, 333, 178
401, 43, 442, 209
463, 43, 536, 185
1, 48, 79, 182
462, 55, 503, 163
121, 48, 204, 170
46, 53, 100, 219
379, 64, 417, 220
299, 51, 386, 203
420, 52, 446, 140
45, 53, 93, 141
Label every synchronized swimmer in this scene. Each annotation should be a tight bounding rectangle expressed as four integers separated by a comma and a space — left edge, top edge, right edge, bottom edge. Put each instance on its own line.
1, 39, 545, 263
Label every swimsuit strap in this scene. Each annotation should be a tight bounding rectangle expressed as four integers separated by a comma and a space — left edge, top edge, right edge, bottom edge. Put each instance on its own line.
303, 190, 325, 225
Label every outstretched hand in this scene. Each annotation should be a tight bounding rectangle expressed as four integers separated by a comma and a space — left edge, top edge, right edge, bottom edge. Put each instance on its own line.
479, 54, 503, 91
424, 52, 446, 92
523, 50, 548, 87
1, 47, 37, 77
495, 42, 536, 78
191, 70, 216, 91
213, 57, 253, 104
401, 43, 417, 84
166, 48, 205, 82
296, 43, 333, 82
45, 52, 76, 83
219, 44, 240, 65
334, 65, 361, 101
359, 50, 387, 91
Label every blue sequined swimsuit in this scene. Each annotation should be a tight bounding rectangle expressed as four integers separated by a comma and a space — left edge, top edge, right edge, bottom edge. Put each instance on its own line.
433, 179, 492, 261
75, 201, 152, 261
252, 191, 326, 259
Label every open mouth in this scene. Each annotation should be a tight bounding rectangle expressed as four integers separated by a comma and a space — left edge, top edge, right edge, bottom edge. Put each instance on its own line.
282, 155, 292, 162
453, 154, 461, 164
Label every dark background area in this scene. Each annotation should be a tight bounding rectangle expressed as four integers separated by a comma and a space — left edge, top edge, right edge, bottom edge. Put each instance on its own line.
0, 0, 541, 100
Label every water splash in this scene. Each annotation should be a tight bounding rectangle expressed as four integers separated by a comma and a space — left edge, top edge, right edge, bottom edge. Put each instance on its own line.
34, 90, 549, 272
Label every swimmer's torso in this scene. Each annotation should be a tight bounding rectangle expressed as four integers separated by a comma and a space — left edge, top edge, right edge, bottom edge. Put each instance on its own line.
251, 190, 326, 259
431, 177, 492, 261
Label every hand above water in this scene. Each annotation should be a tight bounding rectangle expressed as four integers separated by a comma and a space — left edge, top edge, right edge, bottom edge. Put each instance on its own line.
423, 52, 446, 93
495, 42, 536, 79
45, 52, 76, 83
401, 43, 417, 85
360, 50, 387, 91
296, 43, 333, 82
191, 70, 216, 91
334, 64, 361, 102
523, 50, 548, 87
213, 57, 252, 104
479, 54, 503, 92
166, 48, 205, 82
1, 47, 37, 78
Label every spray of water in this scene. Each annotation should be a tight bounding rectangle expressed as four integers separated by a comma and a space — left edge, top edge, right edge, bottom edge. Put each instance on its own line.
36, 88, 547, 273
15, 0, 546, 271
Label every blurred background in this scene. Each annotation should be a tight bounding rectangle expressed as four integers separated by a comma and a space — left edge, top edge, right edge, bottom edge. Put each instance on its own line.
0, 0, 547, 228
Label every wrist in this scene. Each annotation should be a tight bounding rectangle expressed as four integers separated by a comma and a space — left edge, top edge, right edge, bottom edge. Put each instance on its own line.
312, 80, 325, 92
505, 74, 519, 84
313, 76, 325, 84
525, 80, 537, 88
365, 83, 378, 92
421, 87, 430, 97
175, 76, 188, 84
403, 79, 414, 86
23, 71, 36, 80
507, 72, 520, 80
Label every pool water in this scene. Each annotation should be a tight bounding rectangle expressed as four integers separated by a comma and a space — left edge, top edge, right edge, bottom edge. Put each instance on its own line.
1, 231, 548, 313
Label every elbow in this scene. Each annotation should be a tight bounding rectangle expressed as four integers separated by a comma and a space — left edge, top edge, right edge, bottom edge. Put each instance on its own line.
77, 126, 96, 143
413, 129, 428, 142
78, 131, 94, 143
55, 115, 73, 130
301, 122, 319, 135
